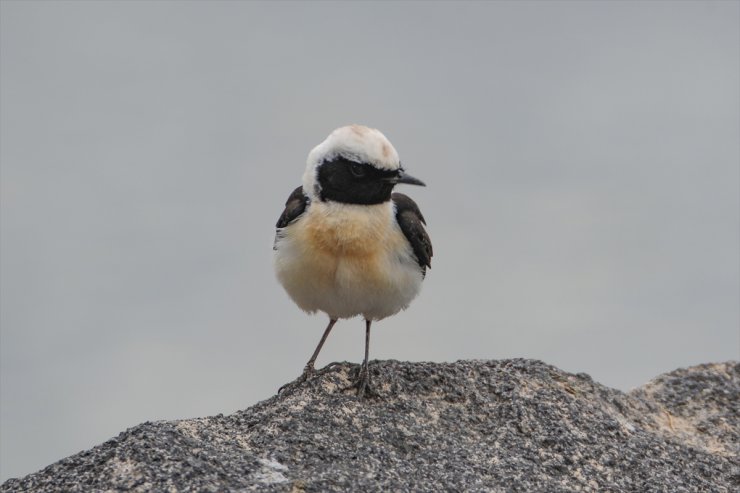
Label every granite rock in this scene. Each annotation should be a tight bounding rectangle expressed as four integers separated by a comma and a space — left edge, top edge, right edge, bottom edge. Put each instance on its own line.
2, 359, 738, 492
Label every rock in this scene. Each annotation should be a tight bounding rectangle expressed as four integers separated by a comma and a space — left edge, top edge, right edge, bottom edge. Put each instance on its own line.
2, 359, 738, 492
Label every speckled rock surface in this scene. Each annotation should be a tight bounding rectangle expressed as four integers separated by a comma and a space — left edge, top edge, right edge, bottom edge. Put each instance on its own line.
3, 359, 738, 492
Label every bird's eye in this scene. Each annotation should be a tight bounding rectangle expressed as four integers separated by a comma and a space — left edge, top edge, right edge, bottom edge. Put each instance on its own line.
350, 163, 366, 178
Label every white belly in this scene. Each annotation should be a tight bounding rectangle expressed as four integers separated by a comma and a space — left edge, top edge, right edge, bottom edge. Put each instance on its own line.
273, 201, 423, 321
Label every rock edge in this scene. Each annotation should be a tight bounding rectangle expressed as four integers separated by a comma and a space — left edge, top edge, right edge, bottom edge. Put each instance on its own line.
3, 359, 738, 492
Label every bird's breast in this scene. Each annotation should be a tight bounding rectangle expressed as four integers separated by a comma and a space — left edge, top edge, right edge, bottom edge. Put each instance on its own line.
302, 201, 396, 258
282, 200, 410, 287
274, 200, 423, 319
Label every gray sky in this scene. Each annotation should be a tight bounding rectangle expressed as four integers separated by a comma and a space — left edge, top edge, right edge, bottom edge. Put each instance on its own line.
1, 0, 738, 482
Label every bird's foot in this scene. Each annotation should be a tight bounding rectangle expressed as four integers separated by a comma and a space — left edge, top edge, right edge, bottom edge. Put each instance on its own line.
343, 364, 377, 398
278, 363, 316, 394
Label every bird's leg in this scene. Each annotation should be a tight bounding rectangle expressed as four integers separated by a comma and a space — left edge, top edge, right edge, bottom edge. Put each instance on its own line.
353, 319, 374, 397
279, 318, 336, 393
302, 318, 337, 378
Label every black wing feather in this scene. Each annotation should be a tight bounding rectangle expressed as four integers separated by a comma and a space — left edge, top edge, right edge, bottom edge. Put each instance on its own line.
274, 186, 309, 250
392, 192, 433, 275
276, 186, 309, 228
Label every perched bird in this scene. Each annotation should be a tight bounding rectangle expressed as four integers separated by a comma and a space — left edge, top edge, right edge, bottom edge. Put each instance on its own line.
273, 125, 432, 396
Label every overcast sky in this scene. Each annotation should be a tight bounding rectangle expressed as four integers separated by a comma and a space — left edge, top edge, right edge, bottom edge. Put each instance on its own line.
1, 0, 738, 482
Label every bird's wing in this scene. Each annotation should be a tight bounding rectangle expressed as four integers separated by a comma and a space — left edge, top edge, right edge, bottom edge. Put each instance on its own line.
274, 186, 309, 249
392, 192, 433, 275
276, 186, 309, 228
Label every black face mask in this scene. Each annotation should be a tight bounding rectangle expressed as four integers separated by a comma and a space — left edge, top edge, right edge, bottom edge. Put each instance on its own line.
316, 156, 398, 205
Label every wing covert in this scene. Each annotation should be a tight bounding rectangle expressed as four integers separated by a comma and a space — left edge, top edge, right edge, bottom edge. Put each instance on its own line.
392, 192, 433, 275
276, 186, 309, 229
274, 186, 309, 250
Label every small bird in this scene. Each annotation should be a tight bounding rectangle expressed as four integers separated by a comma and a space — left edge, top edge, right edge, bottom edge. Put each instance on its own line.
273, 125, 433, 396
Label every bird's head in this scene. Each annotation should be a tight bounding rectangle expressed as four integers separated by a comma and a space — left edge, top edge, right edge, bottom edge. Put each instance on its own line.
303, 124, 425, 205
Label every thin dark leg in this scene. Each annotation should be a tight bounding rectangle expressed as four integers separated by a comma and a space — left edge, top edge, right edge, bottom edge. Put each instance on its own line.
364, 319, 371, 373
356, 319, 372, 397
304, 318, 337, 374
278, 318, 336, 393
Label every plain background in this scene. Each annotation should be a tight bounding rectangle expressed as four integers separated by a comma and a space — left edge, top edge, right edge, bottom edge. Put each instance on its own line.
1, 0, 738, 482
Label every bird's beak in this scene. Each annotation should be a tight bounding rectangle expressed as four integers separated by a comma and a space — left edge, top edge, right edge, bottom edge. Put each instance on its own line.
392, 170, 426, 187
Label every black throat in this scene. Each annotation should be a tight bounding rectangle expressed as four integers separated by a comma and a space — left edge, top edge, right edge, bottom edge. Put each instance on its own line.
317, 156, 397, 205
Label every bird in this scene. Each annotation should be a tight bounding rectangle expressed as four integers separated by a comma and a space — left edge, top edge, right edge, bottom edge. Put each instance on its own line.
273, 124, 432, 396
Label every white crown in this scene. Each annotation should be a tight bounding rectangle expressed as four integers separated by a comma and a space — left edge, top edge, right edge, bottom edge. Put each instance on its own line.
303, 125, 400, 198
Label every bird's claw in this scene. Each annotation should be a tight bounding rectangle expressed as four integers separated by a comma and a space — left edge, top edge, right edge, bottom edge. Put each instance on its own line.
342, 365, 376, 398
278, 364, 315, 394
